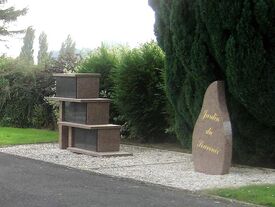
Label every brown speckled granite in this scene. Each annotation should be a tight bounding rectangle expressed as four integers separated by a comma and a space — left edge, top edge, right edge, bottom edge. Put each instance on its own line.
86, 102, 109, 125
52, 73, 126, 156
54, 74, 100, 99
192, 81, 232, 175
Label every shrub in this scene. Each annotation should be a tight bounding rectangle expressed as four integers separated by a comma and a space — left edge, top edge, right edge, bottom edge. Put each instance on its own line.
77, 43, 128, 123
113, 41, 168, 142
0, 57, 57, 129
77, 43, 126, 97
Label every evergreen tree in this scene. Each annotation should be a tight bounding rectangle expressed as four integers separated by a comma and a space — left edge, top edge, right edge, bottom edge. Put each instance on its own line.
0, 1, 27, 39
57, 34, 78, 72
19, 26, 35, 64
149, 0, 275, 167
37, 31, 49, 66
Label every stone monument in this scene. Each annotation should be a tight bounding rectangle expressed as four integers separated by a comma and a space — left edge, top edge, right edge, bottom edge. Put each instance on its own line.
192, 81, 232, 175
49, 73, 132, 157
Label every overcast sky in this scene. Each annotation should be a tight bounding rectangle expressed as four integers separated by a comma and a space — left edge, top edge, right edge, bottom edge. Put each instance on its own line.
0, 0, 156, 58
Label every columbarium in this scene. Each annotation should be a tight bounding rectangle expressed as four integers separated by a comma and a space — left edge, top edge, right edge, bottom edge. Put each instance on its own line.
49, 73, 132, 157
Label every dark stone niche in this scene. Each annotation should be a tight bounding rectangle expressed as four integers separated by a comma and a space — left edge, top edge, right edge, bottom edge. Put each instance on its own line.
192, 81, 232, 175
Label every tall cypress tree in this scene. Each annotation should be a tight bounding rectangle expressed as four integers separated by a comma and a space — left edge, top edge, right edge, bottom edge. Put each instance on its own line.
37, 31, 49, 66
19, 26, 35, 64
149, 0, 275, 167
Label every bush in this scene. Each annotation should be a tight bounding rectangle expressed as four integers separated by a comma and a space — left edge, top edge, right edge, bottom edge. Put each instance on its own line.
149, 0, 275, 167
77, 43, 126, 97
0, 57, 57, 129
113, 42, 168, 142
77, 43, 128, 123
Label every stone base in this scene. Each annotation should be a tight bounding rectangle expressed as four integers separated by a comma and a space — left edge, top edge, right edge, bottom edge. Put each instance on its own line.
67, 147, 133, 157
58, 122, 121, 152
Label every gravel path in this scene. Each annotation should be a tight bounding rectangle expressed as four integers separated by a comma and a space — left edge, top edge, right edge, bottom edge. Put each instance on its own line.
0, 143, 274, 191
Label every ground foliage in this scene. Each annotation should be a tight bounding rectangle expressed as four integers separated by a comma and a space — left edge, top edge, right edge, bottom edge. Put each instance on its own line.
149, 0, 275, 166
0, 127, 57, 145
209, 184, 275, 207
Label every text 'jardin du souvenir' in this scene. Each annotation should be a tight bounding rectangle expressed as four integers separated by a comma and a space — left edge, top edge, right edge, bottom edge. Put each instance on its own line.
192, 81, 232, 175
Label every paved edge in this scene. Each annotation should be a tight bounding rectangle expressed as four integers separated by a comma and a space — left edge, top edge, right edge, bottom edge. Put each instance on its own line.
0, 151, 258, 207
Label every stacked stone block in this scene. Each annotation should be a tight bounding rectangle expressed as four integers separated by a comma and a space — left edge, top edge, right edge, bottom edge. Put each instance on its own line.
50, 73, 130, 157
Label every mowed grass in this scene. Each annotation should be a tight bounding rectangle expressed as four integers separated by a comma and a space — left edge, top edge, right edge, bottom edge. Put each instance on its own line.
208, 184, 275, 207
0, 127, 58, 146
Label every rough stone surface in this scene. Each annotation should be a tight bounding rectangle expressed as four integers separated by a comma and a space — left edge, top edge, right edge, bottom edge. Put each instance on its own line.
192, 81, 232, 175
1, 143, 275, 192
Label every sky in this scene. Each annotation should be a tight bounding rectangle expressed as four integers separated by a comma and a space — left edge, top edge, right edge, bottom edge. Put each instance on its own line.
0, 0, 156, 58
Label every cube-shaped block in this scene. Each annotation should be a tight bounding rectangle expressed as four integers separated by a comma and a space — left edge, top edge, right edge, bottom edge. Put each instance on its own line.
59, 99, 110, 125
97, 128, 120, 152
54, 73, 100, 99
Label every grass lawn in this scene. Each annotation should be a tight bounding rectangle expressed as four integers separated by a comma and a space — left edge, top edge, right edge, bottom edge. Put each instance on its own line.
208, 184, 275, 207
0, 127, 58, 146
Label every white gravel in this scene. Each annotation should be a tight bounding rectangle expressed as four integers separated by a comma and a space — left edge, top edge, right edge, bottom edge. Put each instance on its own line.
0, 143, 275, 191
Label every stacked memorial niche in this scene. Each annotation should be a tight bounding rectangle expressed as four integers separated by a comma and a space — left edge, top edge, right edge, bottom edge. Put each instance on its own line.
55, 73, 100, 99
49, 73, 131, 157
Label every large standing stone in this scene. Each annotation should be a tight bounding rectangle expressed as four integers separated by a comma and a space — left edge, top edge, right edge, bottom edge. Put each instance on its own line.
192, 81, 232, 175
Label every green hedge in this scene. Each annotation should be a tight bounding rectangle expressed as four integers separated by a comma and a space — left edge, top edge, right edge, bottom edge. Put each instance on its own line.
0, 57, 57, 129
149, 0, 275, 167
77, 44, 123, 97
113, 42, 168, 142
77, 44, 127, 123
77, 42, 170, 142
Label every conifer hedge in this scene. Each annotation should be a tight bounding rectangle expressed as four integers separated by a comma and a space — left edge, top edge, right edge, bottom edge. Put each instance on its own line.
149, 0, 275, 167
